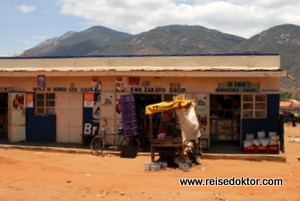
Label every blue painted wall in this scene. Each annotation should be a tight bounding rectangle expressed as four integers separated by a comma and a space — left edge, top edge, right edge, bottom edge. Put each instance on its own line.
242, 94, 280, 140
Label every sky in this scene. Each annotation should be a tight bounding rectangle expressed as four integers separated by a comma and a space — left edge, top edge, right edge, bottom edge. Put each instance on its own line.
1, 0, 300, 56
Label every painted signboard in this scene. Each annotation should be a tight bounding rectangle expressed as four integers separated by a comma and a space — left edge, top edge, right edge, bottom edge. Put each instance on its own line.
83, 92, 100, 135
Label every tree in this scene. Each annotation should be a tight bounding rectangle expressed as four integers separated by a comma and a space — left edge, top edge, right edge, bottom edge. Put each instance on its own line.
294, 91, 300, 101
280, 91, 293, 101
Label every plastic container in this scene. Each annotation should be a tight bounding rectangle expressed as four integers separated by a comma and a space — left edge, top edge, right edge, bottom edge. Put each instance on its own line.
120, 94, 135, 102
269, 135, 280, 146
268, 132, 277, 138
245, 133, 254, 141
123, 121, 138, 129
257, 146, 268, 153
244, 140, 254, 148
161, 162, 168, 170
244, 146, 257, 154
253, 139, 261, 146
182, 163, 190, 172
257, 131, 266, 139
144, 163, 151, 171
268, 146, 280, 154
123, 127, 138, 137
261, 138, 270, 147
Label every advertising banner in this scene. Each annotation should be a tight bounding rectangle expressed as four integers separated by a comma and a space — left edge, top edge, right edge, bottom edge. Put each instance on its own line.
26, 93, 34, 108
37, 75, 46, 86
83, 92, 100, 135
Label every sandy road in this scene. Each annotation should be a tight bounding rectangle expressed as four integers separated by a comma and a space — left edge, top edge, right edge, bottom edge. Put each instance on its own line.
0, 124, 299, 201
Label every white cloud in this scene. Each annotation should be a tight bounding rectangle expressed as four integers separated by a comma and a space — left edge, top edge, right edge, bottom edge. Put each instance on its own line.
57, 0, 300, 38
17, 40, 32, 44
16, 4, 36, 13
30, 35, 48, 40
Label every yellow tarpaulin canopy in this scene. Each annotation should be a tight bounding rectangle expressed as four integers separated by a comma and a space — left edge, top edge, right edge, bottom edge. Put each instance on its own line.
145, 100, 195, 115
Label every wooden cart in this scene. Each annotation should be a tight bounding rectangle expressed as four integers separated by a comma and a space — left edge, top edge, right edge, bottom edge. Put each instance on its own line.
146, 100, 201, 163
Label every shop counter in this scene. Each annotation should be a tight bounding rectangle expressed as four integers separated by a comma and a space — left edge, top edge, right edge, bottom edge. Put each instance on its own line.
149, 138, 184, 162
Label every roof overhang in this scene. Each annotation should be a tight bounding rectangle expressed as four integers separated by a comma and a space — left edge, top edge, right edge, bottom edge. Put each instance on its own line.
0, 69, 287, 77
0, 54, 285, 77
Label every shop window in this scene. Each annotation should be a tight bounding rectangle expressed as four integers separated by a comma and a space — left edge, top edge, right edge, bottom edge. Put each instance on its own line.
242, 94, 266, 118
35, 93, 55, 115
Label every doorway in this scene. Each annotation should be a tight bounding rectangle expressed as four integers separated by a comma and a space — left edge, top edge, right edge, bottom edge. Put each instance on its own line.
134, 94, 162, 150
0, 93, 8, 141
209, 94, 241, 151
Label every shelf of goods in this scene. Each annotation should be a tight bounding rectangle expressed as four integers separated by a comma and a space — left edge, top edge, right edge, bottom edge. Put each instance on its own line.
210, 119, 240, 141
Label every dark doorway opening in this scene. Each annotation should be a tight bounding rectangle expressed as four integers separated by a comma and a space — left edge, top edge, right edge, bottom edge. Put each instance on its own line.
134, 94, 162, 150
209, 94, 241, 152
0, 93, 8, 141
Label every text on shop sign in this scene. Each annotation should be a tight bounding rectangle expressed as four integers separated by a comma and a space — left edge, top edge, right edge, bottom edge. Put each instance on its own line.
33, 87, 95, 92
130, 87, 186, 93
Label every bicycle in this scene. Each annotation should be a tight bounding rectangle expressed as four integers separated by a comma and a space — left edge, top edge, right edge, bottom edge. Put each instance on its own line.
90, 118, 140, 156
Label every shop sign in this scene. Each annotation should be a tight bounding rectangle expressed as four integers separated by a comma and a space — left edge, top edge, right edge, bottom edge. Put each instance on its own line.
33, 86, 95, 92
0, 87, 15, 92
33, 87, 45, 91
129, 77, 140, 85
215, 88, 260, 93
80, 88, 94, 92
216, 81, 260, 93
130, 87, 187, 93
226, 81, 250, 88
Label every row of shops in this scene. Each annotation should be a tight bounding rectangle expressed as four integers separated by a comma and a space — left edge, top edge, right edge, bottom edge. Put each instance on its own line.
0, 54, 287, 153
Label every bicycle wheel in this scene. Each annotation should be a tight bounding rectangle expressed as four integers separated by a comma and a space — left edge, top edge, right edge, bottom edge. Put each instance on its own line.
90, 136, 105, 156
119, 136, 140, 151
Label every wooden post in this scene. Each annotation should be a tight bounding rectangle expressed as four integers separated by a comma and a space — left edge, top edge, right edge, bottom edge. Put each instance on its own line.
149, 115, 153, 139
149, 115, 154, 161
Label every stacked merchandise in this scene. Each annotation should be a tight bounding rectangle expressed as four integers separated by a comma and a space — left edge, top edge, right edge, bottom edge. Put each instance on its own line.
120, 94, 138, 136
243, 131, 280, 154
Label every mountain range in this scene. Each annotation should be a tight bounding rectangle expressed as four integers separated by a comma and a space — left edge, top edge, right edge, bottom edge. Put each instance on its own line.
22, 24, 300, 89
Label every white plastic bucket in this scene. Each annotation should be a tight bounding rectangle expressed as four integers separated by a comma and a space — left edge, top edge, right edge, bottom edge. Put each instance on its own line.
253, 139, 261, 146
261, 138, 270, 147
246, 133, 254, 141
244, 140, 254, 148
257, 131, 266, 139
269, 135, 280, 145
269, 132, 277, 138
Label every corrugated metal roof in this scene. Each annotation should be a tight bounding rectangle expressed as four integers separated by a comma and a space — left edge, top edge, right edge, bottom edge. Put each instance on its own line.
0, 66, 283, 72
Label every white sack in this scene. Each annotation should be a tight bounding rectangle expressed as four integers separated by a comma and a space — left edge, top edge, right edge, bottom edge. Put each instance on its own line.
175, 102, 201, 143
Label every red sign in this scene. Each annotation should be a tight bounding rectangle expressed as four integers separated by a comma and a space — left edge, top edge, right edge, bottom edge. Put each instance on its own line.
129, 77, 140, 85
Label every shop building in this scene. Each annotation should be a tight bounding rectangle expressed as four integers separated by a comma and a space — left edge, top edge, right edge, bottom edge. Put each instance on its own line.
0, 54, 287, 152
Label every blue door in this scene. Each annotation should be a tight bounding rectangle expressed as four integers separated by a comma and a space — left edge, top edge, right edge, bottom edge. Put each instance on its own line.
26, 92, 56, 142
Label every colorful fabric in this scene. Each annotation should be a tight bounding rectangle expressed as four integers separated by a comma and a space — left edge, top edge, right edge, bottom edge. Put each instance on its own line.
145, 100, 195, 115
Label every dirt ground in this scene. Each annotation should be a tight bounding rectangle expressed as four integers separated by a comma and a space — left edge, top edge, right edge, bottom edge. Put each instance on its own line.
1, 124, 300, 201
